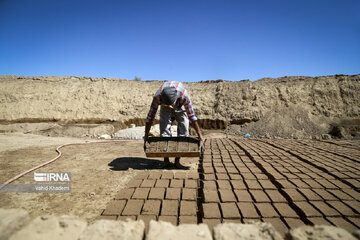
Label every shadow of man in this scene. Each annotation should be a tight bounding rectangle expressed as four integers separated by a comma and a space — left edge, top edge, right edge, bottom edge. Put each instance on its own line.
108, 157, 165, 171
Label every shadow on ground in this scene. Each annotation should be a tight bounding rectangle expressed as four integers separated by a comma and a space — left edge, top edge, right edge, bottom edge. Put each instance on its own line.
108, 157, 165, 170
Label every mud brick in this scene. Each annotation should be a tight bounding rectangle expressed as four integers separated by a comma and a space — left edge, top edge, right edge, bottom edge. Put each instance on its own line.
97, 215, 117, 220
166, 188, 181, 200
215, 167, 227, 173
343, 189, 360, 200
331, 179, 351, 189
244, 179, 262, 189
202, 203, 221, 218
234, 190, 253, 202
254, 173, 268, 180
283, 189, 306, 201
255, 203, 279, 218
127, 179, 142, 188
102, 200, 126, 215
258, 180, 276, 189
289, 179, 310, 188
203, 180, 217, 190
328, 189, 354, 200
298, 188, 322, 201
185, 179, 198, 188
220, 202, 241, 219
231, 180, 247, 189
277, 180, 296, 188
182, 188, 197, 201
141, 200, 161, 215
122, 199, 144, 215
311, 201, 340, 217
161, 171, 174, 179
148, 188, 165, 200
243, 173, 257, 180
170, 179, 183, 188
180, 201, 197, 216
204, 173, 216, 180
216, 173, 230, 180
117, 215, 136, 221
265, 190, 286, 203
203, 190, 220, 202
203, 162, 213, 167
114, 188, 135, 200
155, 179, 169, 188
295, 173, 310, 179
229, 174, 243, 180
179, 216, 197, 224
158, 216, 177, 226
285, 218, 305, 229
187, 171, 199, 179
341, 172, 359, 179
217, 180, 232, 189
343, 200, 360, 213
327, 217, 359, 233
327, 201, 357, 216
202, 219, 221, 233
138, 215, 158, 234
226, 167, 239, 174
349, 217, 360, 228
273, 203, 298, 217
346, 179, 360, 188
306, 172, 322, 179
203, 167, 214, 174
140, 179, 156, 188
250, 190, 271, 203
132, 188, 150, 199
219, 189, 237, 202
316, 179, 338, 189
301, 179, 323, 189
262, 218, 288, 238
134, 171, 149, 179
308, 217, 332, 226
148, 171, 162, 179
237, 202, 259, 218
312, 189, 337, 201
294, 201, 322, 217
213, 162, 224, 167
161, 200, 179, 216
173, 171, 186, 179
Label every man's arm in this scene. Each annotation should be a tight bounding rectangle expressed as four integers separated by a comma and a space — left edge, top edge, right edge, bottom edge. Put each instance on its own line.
144, 96, 159, 151
191, 120, 204, 151
143, 121, 152, 151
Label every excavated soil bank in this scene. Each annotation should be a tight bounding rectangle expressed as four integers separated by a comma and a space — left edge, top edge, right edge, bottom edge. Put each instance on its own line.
0, 74, 359, 139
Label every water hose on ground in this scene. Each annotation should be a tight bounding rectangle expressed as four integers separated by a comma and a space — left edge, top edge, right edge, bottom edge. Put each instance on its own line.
0, 139, 142, 191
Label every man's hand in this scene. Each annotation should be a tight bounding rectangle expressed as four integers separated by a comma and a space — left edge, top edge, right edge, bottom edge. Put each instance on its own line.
199, 137, 204, 153
143, 136, 148, 152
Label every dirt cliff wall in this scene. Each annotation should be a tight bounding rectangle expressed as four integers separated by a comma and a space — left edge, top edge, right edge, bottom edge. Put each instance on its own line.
0, 74, 359, 138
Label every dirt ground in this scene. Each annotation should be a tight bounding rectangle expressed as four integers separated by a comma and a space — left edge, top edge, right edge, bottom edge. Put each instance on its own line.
0, 132, 214, 223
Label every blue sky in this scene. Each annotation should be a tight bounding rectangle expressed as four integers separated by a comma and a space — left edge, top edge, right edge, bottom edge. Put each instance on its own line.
0, 0, 359, 81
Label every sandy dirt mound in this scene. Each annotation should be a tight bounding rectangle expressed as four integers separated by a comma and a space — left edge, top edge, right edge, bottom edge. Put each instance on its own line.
0, 74, 359, 138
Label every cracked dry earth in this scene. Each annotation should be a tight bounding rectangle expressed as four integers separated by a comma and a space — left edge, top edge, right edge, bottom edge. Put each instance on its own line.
99, 138, 360, 236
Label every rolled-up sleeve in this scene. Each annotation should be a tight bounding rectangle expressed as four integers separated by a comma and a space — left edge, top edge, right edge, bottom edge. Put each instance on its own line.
183, 91, 197, 123
146, 96, 159, 123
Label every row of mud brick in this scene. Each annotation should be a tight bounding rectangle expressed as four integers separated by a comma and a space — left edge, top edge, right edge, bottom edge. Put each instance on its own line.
2, 208, 359, 240
100, 138, 360, 236
99, 170, 201, 228
199, 138, 359, 235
